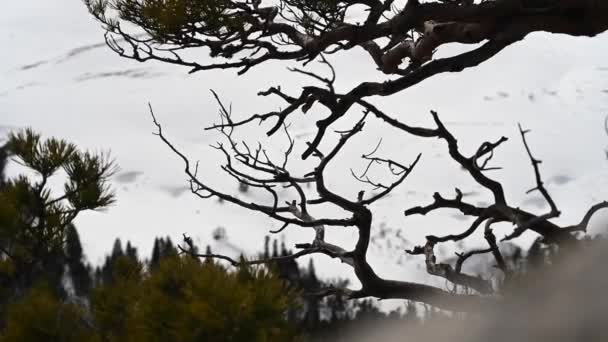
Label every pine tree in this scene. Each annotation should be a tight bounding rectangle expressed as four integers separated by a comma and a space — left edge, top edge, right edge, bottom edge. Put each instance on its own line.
125, 241, 138, 262
0, 129, 114, 302
111, 238, 124, 259
303, 259, 320, 327
150, 237, 161, 270
306, 259, 318, 284
0, 144, 7, 188
99, 256, 113, 285
263, 236, 270, 259
65, 224, 92, 297
272, 239, 278, 258
91, 254, 297, 342
161, 236, 178, 257
2, 285, 94, 341
96, 239, 142, 287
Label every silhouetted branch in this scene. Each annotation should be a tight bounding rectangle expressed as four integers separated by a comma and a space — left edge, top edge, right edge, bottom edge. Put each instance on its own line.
407, 239, 493, 294
149, 103, 356, 229
455, 248, 493, 274
561, 201, 608, 233
519, 123, 560, 215
501, 125, 562, 241
88, 0, 608, 312
405, 188, 484, 218
484, 219, 509, 275
351, 138, 422, 205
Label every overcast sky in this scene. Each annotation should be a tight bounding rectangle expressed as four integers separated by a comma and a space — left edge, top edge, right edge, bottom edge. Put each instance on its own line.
2, 0, 608, 293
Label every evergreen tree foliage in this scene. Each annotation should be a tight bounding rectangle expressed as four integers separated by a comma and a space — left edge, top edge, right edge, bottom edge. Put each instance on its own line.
150, 237, 161, 269
0, 129, 114, 303
149, 236, 177, 271
3, 229, 576, 341
91, 254, 144, 341
95, 238, 141, 286
125, 241, 138, 261
2, 239, 298, 341
160, 236, 178, 258
145, 257, 295, 341
110, 238, 124, 259
65, 224, 93, 297
90, 252, 298, 341
1, 285, 94, 342
0, 144, 7, 189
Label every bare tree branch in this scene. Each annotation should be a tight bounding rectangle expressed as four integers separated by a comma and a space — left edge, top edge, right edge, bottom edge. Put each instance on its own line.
406, 239, 494, 295
87, 0, 608, 313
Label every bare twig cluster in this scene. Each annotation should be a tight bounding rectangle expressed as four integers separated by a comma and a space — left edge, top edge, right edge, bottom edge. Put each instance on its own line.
149, 84, 608, 310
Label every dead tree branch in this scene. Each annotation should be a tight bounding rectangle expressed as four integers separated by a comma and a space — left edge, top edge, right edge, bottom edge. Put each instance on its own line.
89, 0, 608, 313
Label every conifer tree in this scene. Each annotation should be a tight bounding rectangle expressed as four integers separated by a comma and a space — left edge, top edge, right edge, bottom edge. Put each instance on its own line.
0, 144, 7, 189
125, 241, 138, 262
1, 285, 94, 342
161, 236, 178, 257
0, 129, 115, 301
90, 253, 297, 342
110, 238, 124, 259
150, 237, 161, 270
65, 224, 92, 297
